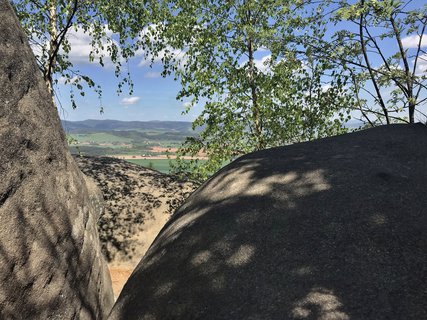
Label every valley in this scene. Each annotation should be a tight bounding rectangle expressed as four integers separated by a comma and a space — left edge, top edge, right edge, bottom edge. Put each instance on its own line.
62, 119, 202, 173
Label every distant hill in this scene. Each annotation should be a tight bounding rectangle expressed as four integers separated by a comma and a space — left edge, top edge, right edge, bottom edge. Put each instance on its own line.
61, 119, 200, 158
61, 119, 195, 134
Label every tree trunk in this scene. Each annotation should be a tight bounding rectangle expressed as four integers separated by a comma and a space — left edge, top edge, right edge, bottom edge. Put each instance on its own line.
409, 102, 415, 123
46, 0, 58, 98
247, 35, 263, 150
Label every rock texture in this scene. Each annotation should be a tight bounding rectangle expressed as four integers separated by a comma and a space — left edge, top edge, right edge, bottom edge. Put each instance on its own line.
74, 156, 197, 298
0, 1, 114, 319
110, 124, 427, 320
74, 156, 197, 266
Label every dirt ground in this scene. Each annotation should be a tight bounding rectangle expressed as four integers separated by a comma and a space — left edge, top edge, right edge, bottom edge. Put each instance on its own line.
109, 265, 135, 299
110, 145, 208, 160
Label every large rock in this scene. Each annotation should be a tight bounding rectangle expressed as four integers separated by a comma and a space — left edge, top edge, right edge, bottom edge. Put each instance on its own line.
110, 124, 427, 320
0, 1, 114, 319
74, 156, 197, 298
74, 156, 197, 266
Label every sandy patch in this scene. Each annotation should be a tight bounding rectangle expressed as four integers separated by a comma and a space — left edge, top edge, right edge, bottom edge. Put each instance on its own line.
74, 156, 198, 297
150, 146, 178, 153
108, 265, 135, 299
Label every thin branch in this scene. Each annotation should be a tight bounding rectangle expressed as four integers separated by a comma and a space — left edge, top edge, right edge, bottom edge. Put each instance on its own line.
416, 95, 427, 105
390, 14, 415, 121
46, 0, 79, 84
359, 0, 389, 123
412, 17, 427, 79
363, 24, 409, 95
350, 70, 374, 126
352, 106, 409, 123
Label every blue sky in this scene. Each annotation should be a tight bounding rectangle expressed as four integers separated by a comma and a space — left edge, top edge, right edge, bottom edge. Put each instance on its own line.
55, 52, 200, 122
53, 2, 427, 123
54, 37, 274, 122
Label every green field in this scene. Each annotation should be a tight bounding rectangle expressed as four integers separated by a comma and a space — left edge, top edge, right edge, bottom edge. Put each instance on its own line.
70, 133, 133, 144
67, 130, 190, 156
64, 120, 202, 167
127, 158, 208, 174
126, 159, 172, 173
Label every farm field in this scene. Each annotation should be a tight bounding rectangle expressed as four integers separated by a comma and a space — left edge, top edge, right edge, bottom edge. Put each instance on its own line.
126, 158, 207, 174
64, 119, 197, 156
63, 120, 206, 172
70, 132, 133, 144
126, 159, 172, 173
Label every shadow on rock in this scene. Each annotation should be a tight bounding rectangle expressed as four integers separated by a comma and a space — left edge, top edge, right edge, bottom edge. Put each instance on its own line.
0, 2, 113, 318
75, 156, 197, 265
110, 124, 427, 320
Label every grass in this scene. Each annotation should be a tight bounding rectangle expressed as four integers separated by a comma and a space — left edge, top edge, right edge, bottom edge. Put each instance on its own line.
126, 159, 172, 173
127, 158, 208, 174
67, 129, 206, 174
70, 133, 133, 144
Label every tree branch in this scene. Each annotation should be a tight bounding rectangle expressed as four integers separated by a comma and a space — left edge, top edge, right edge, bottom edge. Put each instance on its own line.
359, 0, 389, 124
46, 0, 79, 86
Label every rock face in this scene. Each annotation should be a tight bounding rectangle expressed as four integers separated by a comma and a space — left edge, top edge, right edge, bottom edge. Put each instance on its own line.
0, 1, 114, 319
74, 156, 197, 266
110, 124, 427, 320
74, 156, 197, 298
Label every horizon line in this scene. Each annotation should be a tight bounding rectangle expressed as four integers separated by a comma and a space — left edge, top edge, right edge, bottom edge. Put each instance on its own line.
60, 118, 194, 123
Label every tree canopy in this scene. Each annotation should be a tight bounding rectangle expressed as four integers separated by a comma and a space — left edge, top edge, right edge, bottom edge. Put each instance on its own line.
13, 0, 427, 181
303, 0, 427, 124
142, 0, 354, 180
12, 0, 153, 107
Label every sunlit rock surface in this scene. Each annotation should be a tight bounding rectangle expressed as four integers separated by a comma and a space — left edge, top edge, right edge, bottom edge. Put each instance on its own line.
74, 155, 197, 266
110, 124, 427, 320
0, 1, 114, 318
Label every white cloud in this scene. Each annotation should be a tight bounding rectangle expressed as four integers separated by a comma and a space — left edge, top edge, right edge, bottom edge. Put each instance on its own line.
144, 71, 161, 78
321, 84, 332, 92
139, 24, 163, 44
65, 26, 123, 67
138, 47, 185, 67
416, 54, 427, 74
137, 23, 189, 69
27, 26, 120, 68
402, 34, 427, 49
30, 42, 43, 59
182, 101, 192, 108
57, 75, 79, 85
239, 54, 274, 74
121, 96, 141, 105
254, 55, 272, 73
257, 46, 269, 52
